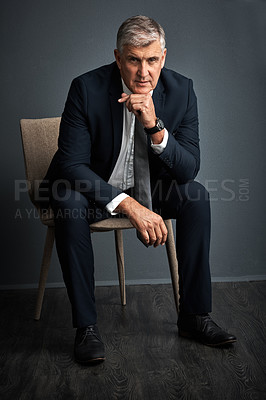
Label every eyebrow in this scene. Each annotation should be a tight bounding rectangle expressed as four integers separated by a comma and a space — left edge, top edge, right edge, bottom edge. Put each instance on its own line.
127, 54, 160, 61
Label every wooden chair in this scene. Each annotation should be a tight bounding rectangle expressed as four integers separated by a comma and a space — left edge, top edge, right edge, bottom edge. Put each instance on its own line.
20, 117, 179, 320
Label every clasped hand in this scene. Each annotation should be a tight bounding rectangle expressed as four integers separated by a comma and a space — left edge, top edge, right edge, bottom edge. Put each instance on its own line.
118, 92, 157, 129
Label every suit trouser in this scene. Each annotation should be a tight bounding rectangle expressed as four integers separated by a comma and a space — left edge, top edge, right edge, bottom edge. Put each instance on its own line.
50, 180, 212, 328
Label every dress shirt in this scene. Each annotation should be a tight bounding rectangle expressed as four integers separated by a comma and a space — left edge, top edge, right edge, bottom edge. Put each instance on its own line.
106, 80, 169, 214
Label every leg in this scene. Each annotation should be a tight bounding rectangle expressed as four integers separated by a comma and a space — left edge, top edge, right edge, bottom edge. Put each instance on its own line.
51, 185, 106, 362
50, 185, 97, 328
155, 180, 212, 315
175, 182, 212, 315
153, 180, 236, 346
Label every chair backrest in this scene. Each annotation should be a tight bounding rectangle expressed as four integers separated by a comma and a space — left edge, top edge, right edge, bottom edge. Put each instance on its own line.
20, 117, 61, 203
20, 116, 134, 230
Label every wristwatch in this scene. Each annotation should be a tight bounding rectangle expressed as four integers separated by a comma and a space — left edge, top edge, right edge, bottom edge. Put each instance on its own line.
144, 118, 165, 135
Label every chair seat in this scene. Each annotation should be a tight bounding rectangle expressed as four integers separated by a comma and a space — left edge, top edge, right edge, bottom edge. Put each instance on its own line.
90, 218, 134, 231
39, 207, 134, 231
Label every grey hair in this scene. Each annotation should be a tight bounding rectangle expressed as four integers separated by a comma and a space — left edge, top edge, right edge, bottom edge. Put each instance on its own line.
116, 15, 166, 54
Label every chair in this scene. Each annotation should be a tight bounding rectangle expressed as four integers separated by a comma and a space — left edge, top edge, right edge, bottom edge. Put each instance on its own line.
20, 117, 179, 320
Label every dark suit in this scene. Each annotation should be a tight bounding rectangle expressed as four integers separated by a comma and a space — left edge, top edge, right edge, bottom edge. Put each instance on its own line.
43, 62, 212, 327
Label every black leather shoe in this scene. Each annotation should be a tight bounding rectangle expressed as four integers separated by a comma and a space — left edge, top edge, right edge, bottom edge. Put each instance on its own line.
74, 325, 105, 363
177, 314, 237, 347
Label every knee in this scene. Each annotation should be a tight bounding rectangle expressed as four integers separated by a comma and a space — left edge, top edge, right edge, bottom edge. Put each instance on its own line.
181, 182, 210, 226
185, 181, 209, 203
51, 184, 88, 215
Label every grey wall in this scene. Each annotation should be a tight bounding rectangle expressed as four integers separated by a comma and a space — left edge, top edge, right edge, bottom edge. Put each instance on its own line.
1, 0, 265, 288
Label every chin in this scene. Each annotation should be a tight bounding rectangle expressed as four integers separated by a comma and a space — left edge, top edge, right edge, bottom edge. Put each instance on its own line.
134, 89, 148, 94
133, 85, 152, 94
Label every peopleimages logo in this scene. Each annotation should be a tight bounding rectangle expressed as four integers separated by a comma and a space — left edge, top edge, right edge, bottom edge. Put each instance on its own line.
204, 178, 250, 202
14, 178, 250, 220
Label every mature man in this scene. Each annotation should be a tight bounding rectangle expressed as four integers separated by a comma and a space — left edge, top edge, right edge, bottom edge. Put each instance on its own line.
42, 15, 236, 363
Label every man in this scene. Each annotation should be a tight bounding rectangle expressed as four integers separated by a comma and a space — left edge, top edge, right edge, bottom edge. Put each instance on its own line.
42, 15, 236, 364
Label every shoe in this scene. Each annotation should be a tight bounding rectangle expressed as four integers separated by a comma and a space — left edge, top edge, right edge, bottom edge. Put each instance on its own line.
74, 324, 105, 363
177, 314, 237, 347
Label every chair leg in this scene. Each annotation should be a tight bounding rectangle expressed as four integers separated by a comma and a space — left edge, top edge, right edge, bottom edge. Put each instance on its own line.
114, 229, 126, 306
164, 219, 179, 313
34, 226, 55, 320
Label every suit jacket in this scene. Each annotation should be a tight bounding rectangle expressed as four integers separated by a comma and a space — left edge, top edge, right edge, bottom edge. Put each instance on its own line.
40, 62, 200, 209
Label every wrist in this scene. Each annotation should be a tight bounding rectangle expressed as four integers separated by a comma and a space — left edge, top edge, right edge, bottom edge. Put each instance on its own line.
150, 129, 165, 144
144, 118, 157, 130
114, 196, 136, 215
144, 118, 165, 135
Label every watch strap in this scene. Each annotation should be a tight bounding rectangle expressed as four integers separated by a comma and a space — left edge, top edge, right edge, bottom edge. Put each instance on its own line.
144, 118, 164, 135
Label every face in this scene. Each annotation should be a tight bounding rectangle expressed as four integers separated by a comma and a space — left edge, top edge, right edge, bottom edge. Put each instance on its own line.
114, 40, 167, 94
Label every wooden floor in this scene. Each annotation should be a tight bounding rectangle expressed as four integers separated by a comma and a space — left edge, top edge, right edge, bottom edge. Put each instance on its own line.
0, 281, 266, 400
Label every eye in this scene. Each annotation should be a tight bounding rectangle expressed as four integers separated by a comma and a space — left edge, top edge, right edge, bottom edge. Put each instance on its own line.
148, 57, 159, 64
129, 57, 139, 63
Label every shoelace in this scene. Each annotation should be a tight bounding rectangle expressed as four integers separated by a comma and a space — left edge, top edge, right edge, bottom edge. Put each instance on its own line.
79, 325, 103, 344
200, 315, 220, 333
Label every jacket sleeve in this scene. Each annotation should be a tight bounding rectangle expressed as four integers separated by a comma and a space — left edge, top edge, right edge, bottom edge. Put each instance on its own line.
158, 79, 200, 184
54, 77, 122, 208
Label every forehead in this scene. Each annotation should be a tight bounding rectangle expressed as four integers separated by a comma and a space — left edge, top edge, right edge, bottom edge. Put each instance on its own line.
122, 40, 162, 58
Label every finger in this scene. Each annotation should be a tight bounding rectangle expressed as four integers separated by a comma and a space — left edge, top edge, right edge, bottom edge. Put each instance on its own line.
131, 103, 143, 113
145, 219, 159, 246
125, 98, 133, 113
151, 218, 167, 247
126, 99, 143, 114
139, 229, 151, 246
118, 93, 129, 103
160, 221, 168, 245
152, 223, 164, 247
138, 221, 156, 246
147, 227, 157, 246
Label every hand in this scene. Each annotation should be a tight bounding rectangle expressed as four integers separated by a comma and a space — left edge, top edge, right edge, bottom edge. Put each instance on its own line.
118, 92, 157, 129
115, 197, 168, 247
118, 93, 165, 144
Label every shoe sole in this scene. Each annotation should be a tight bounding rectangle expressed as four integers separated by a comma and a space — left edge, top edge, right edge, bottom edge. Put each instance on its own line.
179, 330, 237, 347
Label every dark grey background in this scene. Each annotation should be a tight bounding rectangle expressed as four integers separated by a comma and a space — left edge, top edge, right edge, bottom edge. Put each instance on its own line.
1, 0, 265, 288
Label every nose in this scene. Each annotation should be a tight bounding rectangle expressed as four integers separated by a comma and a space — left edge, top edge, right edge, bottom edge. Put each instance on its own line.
138, 61, 148, 78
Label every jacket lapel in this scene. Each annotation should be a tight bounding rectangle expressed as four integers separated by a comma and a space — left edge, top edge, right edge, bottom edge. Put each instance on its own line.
109, 64, 123, 173
153, 76, 165, 121
147, 75, 166, 150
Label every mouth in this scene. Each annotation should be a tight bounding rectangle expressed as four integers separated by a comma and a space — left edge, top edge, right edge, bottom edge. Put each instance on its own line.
135, 81, 150, 86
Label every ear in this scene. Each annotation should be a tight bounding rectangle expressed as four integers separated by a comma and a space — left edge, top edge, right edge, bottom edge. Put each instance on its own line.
114, 49, 122, 70
161, 48, 167, 68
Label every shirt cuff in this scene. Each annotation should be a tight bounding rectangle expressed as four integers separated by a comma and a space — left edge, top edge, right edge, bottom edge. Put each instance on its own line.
150, 128, 169, 154
105, 193, 129, 215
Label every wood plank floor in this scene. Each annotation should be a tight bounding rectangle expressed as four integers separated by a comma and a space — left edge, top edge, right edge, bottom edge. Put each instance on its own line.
0, 281, 266, 399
